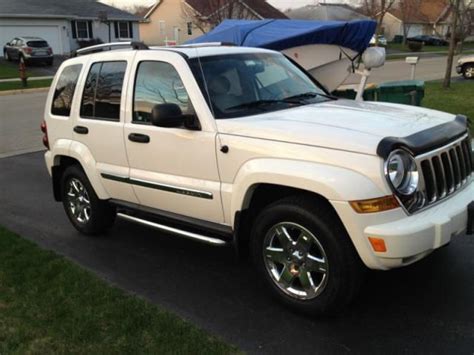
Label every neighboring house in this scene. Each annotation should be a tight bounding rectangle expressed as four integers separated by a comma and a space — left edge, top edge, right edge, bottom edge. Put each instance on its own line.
139, 0, 288, 46
286, 3, 368, 21
0, 0, 141, 56
384, 0, 451, 40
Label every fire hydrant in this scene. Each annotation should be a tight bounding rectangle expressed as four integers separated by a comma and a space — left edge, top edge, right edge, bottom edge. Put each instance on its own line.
19, 61, 27, 87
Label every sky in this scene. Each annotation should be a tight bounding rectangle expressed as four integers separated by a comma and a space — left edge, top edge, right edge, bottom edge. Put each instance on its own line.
100, 0, 356, 12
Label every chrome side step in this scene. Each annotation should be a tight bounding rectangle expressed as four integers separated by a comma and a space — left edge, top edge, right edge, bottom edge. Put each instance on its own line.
117, 213, 228, 246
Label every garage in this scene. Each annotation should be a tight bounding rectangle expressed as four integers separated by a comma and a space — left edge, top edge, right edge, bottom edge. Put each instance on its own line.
0, 25, 63, 55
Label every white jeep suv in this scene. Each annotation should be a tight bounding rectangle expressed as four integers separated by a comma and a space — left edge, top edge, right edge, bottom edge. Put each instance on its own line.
43, 42, 474, 315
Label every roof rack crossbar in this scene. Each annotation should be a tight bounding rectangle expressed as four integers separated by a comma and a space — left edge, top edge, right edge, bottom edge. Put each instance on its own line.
73, 41, 149, 57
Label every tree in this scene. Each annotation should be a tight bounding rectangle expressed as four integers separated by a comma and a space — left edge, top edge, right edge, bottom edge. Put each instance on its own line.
361, 0, 396, 40
443, 0, 462, 88
398, 0, 423, 44
182, 0, 261, 34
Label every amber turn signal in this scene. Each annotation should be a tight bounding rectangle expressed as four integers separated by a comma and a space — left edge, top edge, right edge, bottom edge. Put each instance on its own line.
349, 195, 399, 214
368, 237, 387, 252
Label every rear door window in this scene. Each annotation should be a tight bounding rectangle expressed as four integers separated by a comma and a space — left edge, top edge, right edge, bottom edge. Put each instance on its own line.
80, 61, 127, 121
51, 64, 83, 117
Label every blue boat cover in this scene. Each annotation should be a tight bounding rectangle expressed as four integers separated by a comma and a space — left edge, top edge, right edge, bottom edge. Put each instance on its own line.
186, 19, 376, 53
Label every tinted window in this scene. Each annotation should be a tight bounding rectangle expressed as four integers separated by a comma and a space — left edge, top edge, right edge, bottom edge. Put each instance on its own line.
133, 61, 191, 124
80, 61, 127, 121
27, 40, 48, 48
190, 53, 327, 119
51, 64, 82, 116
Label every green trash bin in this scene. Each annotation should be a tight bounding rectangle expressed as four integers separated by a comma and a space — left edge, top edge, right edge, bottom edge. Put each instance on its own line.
363, 86, 377, 101
377, 80, 425, 106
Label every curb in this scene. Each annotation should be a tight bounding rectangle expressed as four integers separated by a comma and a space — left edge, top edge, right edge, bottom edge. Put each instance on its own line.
0, 87, 50, 96
0, 76, 54, 83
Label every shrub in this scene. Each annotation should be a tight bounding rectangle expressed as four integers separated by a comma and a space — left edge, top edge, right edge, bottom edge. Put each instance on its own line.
407, 40, 423, 52
76, 38, 104, 49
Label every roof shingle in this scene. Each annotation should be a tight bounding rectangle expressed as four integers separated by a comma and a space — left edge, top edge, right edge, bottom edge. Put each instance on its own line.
0, 0, 141, 20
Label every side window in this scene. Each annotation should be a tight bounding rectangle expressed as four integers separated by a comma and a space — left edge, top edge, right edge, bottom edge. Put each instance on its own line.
51, 64, 82, 117
80, 61, 127, 121
133, 61, 190, 124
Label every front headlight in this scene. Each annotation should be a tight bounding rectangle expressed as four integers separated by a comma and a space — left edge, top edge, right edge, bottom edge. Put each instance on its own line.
386, 150, 419, 195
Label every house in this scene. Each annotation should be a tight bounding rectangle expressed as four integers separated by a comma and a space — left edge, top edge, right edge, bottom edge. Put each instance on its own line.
383, 0, 451, 40
0, 0, 141, 56
138, 0, 288, 46
286, 3, 368, 21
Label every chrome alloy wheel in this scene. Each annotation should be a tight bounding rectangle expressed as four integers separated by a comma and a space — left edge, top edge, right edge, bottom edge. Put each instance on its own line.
465, 66, 474, 78
263, 222, 329, 300
66, 178, 91, 224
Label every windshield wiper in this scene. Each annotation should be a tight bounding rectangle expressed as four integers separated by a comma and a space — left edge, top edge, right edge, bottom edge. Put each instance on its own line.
283, 91, 337, 101
225, 99, 302, 111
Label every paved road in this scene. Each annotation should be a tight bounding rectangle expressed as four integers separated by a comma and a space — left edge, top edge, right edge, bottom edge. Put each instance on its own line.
344, 54, 462, 85
0, 91, 46, 158
0, 152, 473, 354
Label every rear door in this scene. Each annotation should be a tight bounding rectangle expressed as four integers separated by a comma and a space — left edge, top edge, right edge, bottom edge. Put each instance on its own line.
72, 51, 137, 203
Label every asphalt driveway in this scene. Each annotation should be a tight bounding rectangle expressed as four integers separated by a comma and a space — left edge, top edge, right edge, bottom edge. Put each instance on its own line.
0, 151, 473, 354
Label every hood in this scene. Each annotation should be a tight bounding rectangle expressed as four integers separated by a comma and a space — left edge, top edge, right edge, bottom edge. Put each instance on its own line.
216, 99, 456, 155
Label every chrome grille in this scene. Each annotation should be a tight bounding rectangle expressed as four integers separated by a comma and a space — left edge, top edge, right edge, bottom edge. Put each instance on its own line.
416, 136, 472, 208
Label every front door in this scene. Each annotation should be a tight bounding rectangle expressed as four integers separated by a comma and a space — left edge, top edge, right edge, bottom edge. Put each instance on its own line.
123, 51, 224, 224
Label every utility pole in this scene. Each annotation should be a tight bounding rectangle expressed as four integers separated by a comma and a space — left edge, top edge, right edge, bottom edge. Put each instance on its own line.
443, 0, 461, 88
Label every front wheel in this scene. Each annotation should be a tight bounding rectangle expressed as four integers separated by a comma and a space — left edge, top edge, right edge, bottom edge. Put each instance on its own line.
61, 165, 116, 235
251, 195, 365, 315
463, 64, 474, 79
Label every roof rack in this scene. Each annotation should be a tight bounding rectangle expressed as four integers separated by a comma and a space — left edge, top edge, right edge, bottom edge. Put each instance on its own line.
170, 42, 236, 48
72, 41, 149, 57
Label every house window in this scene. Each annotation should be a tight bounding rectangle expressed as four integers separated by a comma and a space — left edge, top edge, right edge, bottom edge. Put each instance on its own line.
159, 20, 166, 35
118, 21, 131, 39
76, 21, 90, 39
187, 22, 193, 35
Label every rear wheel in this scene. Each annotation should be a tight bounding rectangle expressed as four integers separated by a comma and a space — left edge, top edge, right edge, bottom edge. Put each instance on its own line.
463, 64, 474, 79
251, 195, 365, 315
46, 58, 53, 66
61, 165, 116, 235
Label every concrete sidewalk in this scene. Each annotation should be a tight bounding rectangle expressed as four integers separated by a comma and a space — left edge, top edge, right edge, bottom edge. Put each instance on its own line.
0, 75, 53, 83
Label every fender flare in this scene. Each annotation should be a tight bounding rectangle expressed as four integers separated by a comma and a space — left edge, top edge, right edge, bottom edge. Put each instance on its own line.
52, 140, 110, 200
230, 158, 386, 227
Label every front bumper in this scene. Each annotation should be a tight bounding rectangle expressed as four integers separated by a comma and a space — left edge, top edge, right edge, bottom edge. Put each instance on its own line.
332, 180, 473, 270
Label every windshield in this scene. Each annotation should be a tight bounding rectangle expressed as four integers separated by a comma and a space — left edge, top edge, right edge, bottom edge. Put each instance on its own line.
190, 52, 331, 119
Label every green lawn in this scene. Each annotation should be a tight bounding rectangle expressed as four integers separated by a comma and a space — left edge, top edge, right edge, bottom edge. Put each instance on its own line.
423, 81, 474, 135
0, 226, 237, 354
0, 79, 52, 91
0, 63, 21, 79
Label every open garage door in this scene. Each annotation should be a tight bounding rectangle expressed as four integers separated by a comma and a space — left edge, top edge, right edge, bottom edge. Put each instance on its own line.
0, 25, 63, 56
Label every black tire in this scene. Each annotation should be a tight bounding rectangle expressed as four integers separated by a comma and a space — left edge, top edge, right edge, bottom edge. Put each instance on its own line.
462, 64, 474, 80
250, 195, 365, 316
46, 59, 53, 66
61, 165, 116, 235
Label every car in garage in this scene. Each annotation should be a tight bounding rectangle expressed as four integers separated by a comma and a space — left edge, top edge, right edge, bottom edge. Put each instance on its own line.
3, 36, 53, 65
456, 54, 474, 79
407, 35, 448, 46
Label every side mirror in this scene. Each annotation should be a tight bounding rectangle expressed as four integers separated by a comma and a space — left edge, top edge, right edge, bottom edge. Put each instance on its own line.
362, 47, 386, 69
151, 103, 200, 130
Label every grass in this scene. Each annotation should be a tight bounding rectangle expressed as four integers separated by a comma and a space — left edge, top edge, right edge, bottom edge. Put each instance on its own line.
423, 80, 474, 135
0, 63, 20, 79
0, 226, 237, 354
0, 79, 52, 91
